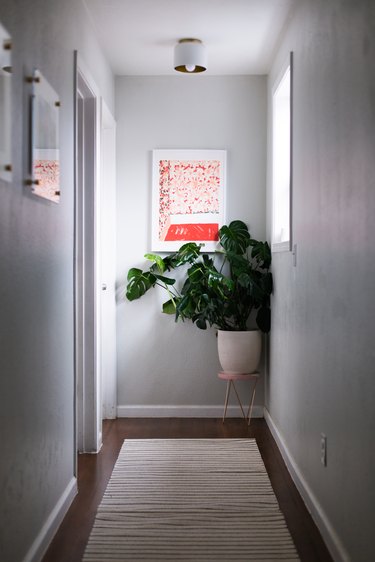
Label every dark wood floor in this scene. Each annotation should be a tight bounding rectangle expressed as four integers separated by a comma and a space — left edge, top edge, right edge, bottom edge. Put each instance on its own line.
42, 418, 333, 562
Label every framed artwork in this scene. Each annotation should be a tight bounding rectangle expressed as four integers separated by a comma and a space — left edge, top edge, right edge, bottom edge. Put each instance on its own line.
152, 149, 226, 252
32, 148, 60, 203
28, 69, 60, 203
0, 21, 12, 183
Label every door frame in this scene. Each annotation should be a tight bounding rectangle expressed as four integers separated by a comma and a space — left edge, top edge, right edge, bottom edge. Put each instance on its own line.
100, 100, 117, 420
74, 52, 102, 454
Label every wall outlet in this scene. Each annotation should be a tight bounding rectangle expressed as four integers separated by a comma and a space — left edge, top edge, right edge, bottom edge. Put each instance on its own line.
320, 433, 327, 466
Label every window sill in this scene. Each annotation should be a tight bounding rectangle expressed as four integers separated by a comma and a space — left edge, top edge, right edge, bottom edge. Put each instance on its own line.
271, 241, 291, 253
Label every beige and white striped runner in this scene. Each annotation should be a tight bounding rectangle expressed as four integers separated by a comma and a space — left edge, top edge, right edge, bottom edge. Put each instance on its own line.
83, 439, 299, 561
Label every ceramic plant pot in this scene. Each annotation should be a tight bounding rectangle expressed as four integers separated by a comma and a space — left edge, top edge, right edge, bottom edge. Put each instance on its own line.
217, 329, 262, 374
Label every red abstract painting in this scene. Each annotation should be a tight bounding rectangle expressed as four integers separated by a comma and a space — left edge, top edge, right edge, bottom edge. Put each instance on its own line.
33, 159, 60, 203
152, 150, 226, 251
164, 223, 219, 241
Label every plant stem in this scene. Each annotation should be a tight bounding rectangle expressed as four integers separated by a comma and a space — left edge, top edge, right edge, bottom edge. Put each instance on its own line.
154, 282, 181, 303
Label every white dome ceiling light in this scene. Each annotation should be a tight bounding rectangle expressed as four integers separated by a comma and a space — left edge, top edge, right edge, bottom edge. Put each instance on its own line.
174, 38, 207, 74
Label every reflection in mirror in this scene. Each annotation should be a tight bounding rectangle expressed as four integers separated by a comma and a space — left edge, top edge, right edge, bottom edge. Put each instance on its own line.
0, 21, 12, 182
31, 69, 60, 203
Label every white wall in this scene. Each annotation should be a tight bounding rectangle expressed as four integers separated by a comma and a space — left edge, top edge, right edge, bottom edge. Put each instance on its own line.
116, 75, 267, 414
266, 1, 375, 560
0, 1, 114, 561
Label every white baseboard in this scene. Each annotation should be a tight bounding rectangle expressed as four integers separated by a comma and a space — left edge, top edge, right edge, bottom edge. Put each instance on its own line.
117, 404, 264, 418
23, 477, 77, 562
264, 409, 349, 562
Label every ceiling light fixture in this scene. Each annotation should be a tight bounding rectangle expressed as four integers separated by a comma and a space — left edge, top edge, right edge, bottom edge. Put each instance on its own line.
174, 38, 207, 74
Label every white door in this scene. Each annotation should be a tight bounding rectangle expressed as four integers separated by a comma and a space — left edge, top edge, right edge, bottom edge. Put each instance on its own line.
100, 101, 117, 419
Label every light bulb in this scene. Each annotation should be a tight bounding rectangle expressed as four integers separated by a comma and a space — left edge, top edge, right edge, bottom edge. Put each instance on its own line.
185, 64, 196, 72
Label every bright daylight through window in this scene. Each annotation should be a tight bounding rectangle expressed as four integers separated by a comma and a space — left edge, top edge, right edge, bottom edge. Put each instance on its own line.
272, 55, 292, 251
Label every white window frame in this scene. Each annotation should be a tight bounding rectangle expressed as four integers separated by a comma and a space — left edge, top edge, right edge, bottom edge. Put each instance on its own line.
271, 52, 293, 253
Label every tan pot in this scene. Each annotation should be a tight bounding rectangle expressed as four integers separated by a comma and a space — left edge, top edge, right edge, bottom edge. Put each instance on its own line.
217, 330, 262, 374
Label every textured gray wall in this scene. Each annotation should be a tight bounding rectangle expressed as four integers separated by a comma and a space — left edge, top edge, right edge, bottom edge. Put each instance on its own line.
0, 1, 114, 561
115, 76, 267, 411
266, 1, 375, 560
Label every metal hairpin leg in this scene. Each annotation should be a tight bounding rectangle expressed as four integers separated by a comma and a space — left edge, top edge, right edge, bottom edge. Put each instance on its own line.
231, 381, 247, 420
246, 378, 258, 426
222, 380, 231, 423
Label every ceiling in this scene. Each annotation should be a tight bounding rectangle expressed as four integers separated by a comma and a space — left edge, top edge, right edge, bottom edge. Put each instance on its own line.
83, 0, 296, 76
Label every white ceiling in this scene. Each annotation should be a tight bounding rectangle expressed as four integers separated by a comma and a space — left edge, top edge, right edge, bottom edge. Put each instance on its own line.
84, 0, 296, 76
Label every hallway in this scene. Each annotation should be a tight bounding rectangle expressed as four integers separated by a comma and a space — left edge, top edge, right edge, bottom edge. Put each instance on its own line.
1, 1, 375, 560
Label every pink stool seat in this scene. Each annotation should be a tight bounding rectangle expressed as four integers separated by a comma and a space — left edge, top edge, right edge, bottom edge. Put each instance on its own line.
218, 371, 259, 381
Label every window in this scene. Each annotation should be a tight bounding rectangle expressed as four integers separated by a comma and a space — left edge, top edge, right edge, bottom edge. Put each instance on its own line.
272, 53, 292, 252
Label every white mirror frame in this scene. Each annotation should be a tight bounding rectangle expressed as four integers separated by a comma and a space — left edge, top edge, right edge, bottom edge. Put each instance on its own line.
0, 21, 12, 183
28, 68, 60, 203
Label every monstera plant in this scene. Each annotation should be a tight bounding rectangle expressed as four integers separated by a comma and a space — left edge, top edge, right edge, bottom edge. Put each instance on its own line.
126, 220, 272, 333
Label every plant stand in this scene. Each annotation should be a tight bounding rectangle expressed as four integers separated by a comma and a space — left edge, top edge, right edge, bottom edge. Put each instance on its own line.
218, 371, 259, 426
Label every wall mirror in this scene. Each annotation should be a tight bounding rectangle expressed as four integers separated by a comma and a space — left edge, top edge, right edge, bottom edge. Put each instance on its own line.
0, 21, 12, 182
30, 69, 60, 203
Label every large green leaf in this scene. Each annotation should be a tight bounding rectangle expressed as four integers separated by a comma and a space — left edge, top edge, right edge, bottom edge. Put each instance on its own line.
127, 267, 142, 281
144, 253, 166, 273
219, 220, 251, 254
249, 240, 271, 269
126, 269, 157, 300
202, 254, 214, 267
175, 293, 197, 321
162, 299, 176, 314
236, 271, 263, 302
180, 276, 192, 295
207, 270, 234, 295
195, 316, 207, 330
225, 251, 250, 276
154, 274, 176, 285
260, 271, 273, 296
237, 271, 251, 288
169, 242, 203, 267
187, 262, 206, 283
256, 306, 271, 333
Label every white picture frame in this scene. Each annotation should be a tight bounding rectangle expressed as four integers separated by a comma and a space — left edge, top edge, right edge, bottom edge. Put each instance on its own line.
29, 69, 60, 203
151, 149, 226, 252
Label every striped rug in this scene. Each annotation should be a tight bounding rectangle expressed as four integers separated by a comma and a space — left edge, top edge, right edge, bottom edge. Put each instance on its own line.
83, 439, 300, 561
